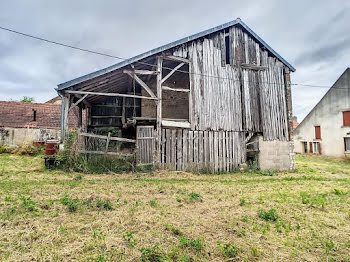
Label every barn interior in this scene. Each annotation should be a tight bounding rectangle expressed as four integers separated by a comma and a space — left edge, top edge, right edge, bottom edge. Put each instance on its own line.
58, 54, 191, 151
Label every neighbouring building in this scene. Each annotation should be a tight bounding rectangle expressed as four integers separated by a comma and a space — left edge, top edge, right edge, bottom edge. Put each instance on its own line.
0, 97, 78, 146
57, 18, 295, 171
294, 68, 350, 158
292, 116, 299, 130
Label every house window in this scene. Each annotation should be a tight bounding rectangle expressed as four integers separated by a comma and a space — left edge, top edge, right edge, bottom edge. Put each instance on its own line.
345, 138, 350, 152
313, 142, 320, 154
343, 111, 350, 126
302, 142, 308, 153
225, 29, 230, 64
315, 126, 321, 139
32, 109, 37, 121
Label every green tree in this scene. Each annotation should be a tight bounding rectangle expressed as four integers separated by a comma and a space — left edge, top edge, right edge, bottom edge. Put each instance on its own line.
20, 96, 35, 103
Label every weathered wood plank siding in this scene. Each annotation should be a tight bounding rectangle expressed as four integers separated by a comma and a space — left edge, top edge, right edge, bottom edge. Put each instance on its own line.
160, 128, 245, 172
173, 25, 289, 141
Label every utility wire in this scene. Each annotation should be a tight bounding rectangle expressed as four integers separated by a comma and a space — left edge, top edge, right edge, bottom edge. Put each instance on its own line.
0, 25, 346, 90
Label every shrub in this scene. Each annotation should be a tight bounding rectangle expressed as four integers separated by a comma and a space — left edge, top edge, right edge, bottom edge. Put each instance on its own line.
217, 242, 241, 258
258, 209, 278, 221
13, 144, 44, 156
0, 145, 12, 154
139, 245, 165, 262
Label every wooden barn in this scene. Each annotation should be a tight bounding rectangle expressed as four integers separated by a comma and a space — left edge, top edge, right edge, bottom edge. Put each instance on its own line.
57, 18, 295, 172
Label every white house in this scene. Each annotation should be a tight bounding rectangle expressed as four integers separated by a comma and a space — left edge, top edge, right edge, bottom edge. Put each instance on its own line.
294, 68, 350, 158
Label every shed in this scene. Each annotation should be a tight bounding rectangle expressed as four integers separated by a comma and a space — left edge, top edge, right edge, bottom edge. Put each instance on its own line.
57, 18, 295, 171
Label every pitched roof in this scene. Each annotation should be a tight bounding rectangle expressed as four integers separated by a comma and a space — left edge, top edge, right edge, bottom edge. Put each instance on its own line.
295, 68, 350, 130
57, 19, 295, 91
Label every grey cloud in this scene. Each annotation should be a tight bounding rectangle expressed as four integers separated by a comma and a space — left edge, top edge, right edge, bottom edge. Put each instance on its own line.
0, 0, 349, 122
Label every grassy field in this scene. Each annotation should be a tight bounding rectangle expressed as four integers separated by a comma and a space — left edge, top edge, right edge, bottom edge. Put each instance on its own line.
0, 154, 349, 261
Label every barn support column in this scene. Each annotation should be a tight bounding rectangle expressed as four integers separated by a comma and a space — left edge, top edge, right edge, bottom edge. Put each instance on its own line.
156, 56, 163, 166
284, 67, 295, 170
284, 68, 293, 140
61, 93, 71, 142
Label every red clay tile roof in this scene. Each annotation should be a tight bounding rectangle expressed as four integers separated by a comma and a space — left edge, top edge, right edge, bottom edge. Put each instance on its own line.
45, 96, 61, 104
0, 101, 78, 129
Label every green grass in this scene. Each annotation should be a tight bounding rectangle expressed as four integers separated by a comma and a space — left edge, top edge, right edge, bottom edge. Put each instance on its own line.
0, 153, 349, 261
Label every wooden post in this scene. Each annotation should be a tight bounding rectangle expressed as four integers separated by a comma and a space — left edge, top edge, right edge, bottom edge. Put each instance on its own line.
122, 97, 126, 125
105, 132, 111, 156
78, 106, 83, 128
156, 56, 163, 166
284, 67, 293, 140
63, 94, 70, 141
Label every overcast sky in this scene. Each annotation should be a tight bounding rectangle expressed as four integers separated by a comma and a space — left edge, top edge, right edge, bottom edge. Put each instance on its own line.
0, 0, 349, 121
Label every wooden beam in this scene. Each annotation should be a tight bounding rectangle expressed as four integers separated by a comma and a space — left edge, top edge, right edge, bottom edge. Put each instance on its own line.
162, 86, 190, 92
161, 62, 185, 84
79, 132, 136, 143
91, 116, 122, 118
162, 55, 190, 64
65, 90, 158, 100
124, 70, 157, 98
124, 69, 158, 75
162, 120, 190, 129
241, 64, 267, 71
69, 94, 88, 112
79, 150, 119, 156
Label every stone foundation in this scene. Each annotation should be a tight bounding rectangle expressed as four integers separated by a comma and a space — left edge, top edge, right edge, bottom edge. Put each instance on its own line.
258, 136, 295, 171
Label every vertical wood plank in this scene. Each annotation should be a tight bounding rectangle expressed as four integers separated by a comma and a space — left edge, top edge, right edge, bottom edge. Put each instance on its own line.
177, 129, 183, 170
188, 131, 193, 171
171, 129, 176, 170
183, 129, 188, 171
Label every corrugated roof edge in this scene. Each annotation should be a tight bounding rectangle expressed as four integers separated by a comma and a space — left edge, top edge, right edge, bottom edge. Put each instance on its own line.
57, 19, 295, 91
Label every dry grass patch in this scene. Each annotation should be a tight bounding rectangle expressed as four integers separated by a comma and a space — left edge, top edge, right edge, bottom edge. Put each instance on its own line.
0, 154, 349, 261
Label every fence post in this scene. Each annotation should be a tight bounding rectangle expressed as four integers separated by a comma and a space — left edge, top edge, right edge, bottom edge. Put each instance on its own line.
105, 132, 111, 156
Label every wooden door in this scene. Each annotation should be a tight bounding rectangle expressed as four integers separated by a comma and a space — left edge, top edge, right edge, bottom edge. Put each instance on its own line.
136, 126, 155, 163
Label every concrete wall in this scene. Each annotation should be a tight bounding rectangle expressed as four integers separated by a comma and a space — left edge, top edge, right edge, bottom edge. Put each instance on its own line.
0, 127, 60, 147
257, 136, 295, 170
294, 68, 350, 158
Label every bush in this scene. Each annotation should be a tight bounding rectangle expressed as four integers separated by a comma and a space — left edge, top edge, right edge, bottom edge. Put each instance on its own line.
55, 130, 135, 174
258, 209, 278, 221
13, 143, 44, 156
0, 145, 13, 154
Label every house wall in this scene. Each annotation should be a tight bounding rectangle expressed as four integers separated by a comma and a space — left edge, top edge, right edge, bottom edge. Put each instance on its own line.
0, 127, 60, 146
294, 68, 350, 158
